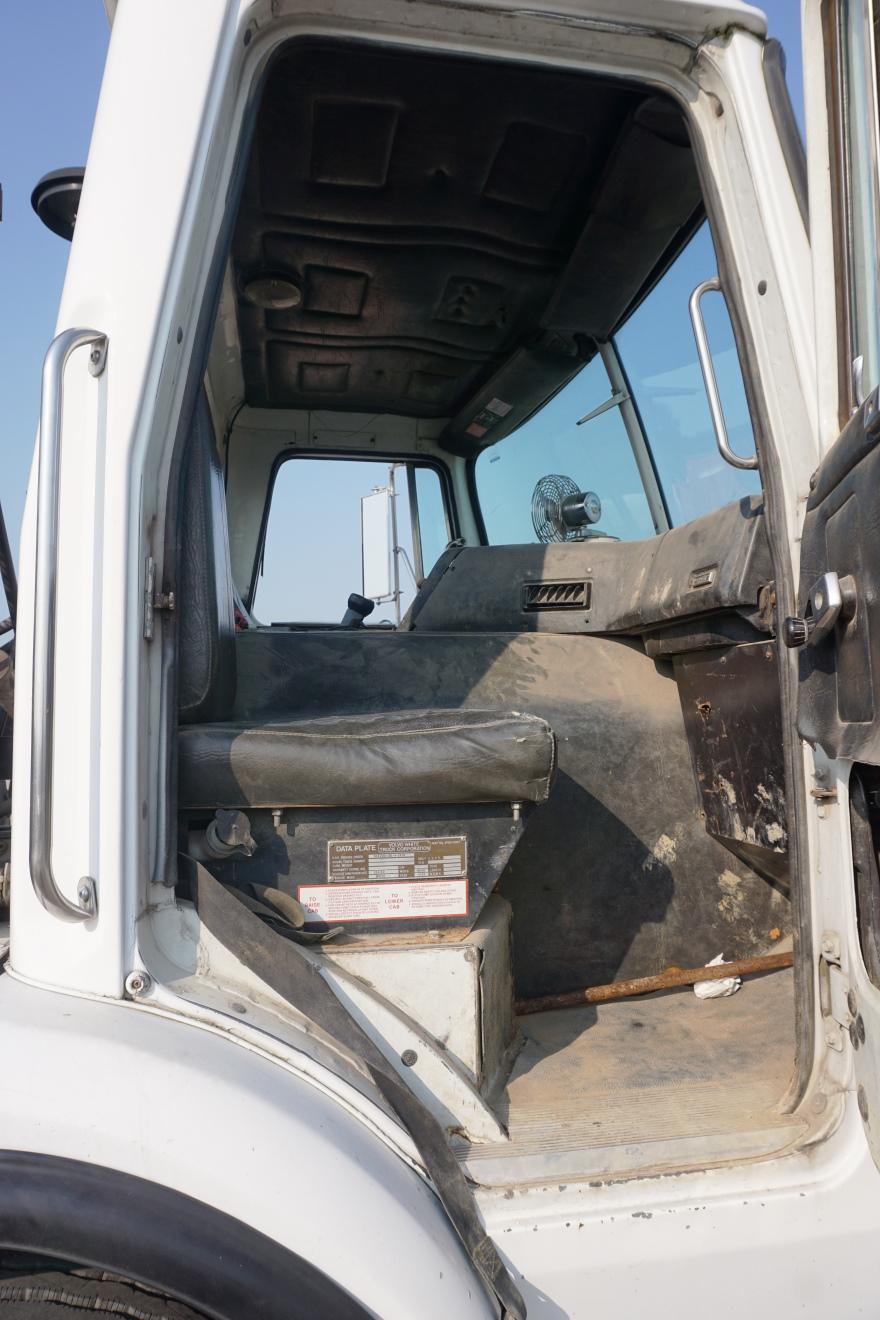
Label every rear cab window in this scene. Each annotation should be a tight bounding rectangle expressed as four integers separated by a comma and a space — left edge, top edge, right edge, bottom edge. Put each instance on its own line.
253, 457, 450, 624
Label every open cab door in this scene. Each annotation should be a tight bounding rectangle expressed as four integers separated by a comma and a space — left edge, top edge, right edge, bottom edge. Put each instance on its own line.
799, 0, 880, 1154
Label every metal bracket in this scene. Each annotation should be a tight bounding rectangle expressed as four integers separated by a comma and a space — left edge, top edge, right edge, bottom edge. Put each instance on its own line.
88, 338, 108, 377
819, 933, 851, 1052
143, 556, 175, 641
576, 388, 629, 427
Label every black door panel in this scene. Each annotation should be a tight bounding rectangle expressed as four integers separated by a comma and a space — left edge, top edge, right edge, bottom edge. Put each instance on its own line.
796, 390, 880, 759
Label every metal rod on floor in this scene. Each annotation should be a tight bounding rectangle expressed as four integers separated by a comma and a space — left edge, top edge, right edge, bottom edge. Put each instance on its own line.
514, 950, 794, 1016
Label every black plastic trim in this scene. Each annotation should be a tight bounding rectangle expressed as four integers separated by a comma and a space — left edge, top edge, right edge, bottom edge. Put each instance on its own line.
30, 167, 85, 241
465, 452, 489, 546
763, 39, 809, 230
159, 42, 272, 886
0, 1151, 368, 1320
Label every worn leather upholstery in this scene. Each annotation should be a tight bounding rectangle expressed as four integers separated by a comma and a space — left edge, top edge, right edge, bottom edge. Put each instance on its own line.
176, 396, 555, 814
178, 393, 237, 723
178, 708, 556, 809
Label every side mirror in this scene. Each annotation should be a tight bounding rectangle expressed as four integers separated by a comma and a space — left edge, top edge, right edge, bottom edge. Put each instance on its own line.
361, 485, 394, 602
31, 167, 85, 241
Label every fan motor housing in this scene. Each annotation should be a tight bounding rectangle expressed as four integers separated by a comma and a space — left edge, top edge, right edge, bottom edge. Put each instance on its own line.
560, 490, 602, 529
530, 473, 602, 543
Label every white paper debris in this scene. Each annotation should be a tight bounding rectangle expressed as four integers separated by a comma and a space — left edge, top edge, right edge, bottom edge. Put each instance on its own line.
693, 952, 742, 999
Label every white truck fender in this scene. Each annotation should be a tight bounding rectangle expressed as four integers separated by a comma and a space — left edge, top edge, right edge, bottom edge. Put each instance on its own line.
0, 971, 499, 1320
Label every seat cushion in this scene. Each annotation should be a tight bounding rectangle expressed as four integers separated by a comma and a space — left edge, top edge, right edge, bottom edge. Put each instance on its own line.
178, 708, 556, 809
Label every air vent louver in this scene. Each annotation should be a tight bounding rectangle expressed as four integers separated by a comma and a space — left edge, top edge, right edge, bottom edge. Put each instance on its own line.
522, 581, 591, 611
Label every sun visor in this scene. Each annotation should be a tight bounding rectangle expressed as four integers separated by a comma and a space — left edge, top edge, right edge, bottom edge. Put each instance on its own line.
442, 333, 593, 456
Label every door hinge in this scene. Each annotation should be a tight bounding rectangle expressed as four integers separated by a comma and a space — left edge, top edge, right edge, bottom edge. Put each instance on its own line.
143, 555, 175, 641
819, 932, 853, 1052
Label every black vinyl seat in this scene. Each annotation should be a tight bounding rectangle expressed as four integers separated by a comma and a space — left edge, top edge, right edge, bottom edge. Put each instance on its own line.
176, 392, 556, 816
175, 393, 556, 932
178, 707, 555, 809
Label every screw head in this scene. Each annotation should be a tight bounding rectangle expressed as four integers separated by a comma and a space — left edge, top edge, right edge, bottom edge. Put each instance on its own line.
858, 1084, 870, 1122
400, 1049, 418, 1067
124, 970, 152, 998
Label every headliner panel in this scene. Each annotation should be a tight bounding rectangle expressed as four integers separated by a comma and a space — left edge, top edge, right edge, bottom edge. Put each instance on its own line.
231, 40, 702, 448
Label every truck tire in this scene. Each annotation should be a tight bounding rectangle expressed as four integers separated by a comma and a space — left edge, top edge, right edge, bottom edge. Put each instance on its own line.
0, 1269, 207, 1318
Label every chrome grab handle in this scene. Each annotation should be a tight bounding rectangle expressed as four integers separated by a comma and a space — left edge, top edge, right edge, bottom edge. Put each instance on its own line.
688, 277, 759, 472
30, 329, 107, 921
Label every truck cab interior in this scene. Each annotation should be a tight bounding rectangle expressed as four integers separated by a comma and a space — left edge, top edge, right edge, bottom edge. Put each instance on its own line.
173, 36, 802, 1185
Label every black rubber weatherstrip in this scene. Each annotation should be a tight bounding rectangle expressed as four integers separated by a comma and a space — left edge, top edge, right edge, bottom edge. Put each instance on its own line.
0, 1150, 368, 1320
192, 859, 526, 1320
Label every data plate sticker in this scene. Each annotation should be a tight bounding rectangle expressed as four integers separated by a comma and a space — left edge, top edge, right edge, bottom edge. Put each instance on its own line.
327, 836, 467, 883
298, 880, 469, 923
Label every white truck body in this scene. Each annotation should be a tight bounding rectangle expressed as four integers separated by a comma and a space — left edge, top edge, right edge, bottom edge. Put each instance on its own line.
4, 0, 880, 1315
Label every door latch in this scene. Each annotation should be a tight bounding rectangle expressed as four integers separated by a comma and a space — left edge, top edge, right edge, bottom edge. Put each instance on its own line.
783, 572, 857, 649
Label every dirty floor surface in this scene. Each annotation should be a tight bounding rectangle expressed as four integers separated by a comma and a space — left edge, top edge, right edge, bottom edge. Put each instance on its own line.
461, 969, 804, 1185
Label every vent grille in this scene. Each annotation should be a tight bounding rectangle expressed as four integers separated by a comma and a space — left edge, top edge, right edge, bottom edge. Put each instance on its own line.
523, 581, 591, 611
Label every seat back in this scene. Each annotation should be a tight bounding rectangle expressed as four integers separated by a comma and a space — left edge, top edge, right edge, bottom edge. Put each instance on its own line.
177, 392, 237, 722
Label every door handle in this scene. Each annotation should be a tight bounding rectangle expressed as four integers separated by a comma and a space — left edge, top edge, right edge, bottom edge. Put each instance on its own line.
30, 328, 107, 921
783, 571, 857, 649
688, 277, 759, 472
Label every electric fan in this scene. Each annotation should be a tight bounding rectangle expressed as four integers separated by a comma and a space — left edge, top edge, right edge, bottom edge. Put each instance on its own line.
530, 474, 602, 543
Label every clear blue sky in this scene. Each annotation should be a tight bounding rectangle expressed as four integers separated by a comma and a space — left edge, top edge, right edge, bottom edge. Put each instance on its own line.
1, 1, 109, 596
0, 2, 802, 623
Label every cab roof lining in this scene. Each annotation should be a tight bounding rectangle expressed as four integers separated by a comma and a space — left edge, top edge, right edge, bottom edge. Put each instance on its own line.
231, 38, 703, 457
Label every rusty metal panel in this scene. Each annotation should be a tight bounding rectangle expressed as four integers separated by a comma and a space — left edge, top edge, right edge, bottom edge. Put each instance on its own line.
674, 641, 789, 887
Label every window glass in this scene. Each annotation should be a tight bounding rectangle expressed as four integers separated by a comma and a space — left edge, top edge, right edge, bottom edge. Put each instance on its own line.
840, 0, 880, 397
475, 355, 657, 545
475, 223, 761, 544
414, 465, 451, 576
253, 458, 446, 625
614, 223, 760, 526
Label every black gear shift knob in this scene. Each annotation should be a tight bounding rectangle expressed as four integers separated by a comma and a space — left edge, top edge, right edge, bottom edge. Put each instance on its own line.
341, 592, 375, 628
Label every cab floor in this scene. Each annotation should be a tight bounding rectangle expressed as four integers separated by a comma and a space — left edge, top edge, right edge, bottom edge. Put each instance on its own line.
459, 968, 804, 1186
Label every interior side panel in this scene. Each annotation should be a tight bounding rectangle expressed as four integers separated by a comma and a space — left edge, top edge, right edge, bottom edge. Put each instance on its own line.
231, 630, 790, 997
